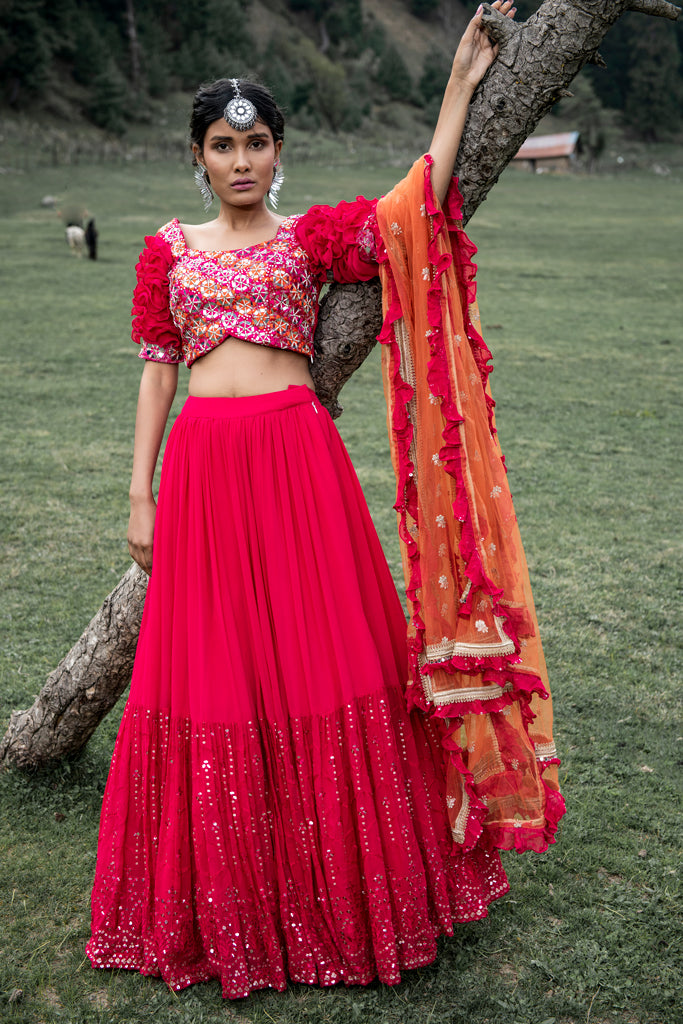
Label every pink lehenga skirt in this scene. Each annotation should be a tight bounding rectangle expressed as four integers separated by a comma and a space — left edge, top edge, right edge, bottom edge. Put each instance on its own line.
86, 385, 508, 998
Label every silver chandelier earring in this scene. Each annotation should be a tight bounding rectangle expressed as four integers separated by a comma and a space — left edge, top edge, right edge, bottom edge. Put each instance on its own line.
268, 161, 284, 211
194, 163, 214, 212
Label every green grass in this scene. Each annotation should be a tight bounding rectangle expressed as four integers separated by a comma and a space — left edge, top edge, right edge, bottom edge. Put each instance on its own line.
0, 150, 681, 1024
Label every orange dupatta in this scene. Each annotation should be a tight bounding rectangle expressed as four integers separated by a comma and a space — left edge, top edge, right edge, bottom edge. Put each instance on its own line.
376, 156, 564, 853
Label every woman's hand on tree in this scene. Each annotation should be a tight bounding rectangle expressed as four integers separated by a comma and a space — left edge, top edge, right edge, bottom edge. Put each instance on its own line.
128, 495, 157, 575
452, 1, 516, 91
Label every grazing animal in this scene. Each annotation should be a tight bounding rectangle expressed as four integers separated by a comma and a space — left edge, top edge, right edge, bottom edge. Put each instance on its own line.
85, 218, 98, 260
65, 224, 86, 257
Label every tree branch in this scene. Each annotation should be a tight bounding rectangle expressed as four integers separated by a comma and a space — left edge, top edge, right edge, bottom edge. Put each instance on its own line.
0, 564, 148, 768
626, 0, 680, 18
312, 0, 681, 416
480, 4, 523, 45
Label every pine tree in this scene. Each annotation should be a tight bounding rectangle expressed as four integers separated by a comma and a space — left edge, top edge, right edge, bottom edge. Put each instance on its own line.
88, 58, 129, 134
72, 14, 111, 86
419, 47, 452, 104
410, 0, 440, 16
624, 19, 682, 141
376, 44, 413, 102
0, 0, 52, 105
556, 73, 614, 170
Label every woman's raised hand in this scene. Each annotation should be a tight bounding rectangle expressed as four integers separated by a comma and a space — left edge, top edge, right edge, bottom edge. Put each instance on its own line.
451, 1, 516, 91
428, 0, 516, 203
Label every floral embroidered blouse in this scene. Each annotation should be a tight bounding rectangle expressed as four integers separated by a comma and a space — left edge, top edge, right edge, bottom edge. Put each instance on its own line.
132, 198, 382, 366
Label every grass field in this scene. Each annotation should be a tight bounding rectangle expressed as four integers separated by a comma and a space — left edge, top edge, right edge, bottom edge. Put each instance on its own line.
0, 147, 681, 1024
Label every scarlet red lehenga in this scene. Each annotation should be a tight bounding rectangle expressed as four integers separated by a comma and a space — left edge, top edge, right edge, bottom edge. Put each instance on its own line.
86, 157, 564, 998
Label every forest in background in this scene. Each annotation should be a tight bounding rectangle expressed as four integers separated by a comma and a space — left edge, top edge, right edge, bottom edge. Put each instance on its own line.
0, 0, 682, 147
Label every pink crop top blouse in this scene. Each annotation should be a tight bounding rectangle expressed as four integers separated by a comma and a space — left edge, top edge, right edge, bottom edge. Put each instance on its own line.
132, 197, 383, 367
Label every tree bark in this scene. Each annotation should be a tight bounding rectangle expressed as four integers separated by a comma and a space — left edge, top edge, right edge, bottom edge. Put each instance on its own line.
1, 0, 679, 769
0, 565, 148, 769
311, 278, 385, 418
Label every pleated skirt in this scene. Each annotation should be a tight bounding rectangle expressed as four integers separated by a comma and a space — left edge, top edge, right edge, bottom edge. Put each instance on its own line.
86, 385, 508, 998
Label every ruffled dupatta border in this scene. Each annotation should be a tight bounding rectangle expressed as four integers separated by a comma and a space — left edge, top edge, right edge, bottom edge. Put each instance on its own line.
376, 156, 565, 854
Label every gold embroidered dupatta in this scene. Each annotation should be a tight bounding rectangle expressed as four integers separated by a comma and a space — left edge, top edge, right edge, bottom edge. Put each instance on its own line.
376, 156, 564, 853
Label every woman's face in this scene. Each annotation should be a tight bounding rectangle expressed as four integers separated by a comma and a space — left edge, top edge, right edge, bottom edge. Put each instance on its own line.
194, 117, 282, 210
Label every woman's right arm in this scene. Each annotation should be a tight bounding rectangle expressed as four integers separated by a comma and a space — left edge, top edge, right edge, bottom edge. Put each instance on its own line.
128, 360, 179, 574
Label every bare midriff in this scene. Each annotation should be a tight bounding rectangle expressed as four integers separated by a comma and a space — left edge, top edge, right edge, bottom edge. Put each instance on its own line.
188, 335, 314, 397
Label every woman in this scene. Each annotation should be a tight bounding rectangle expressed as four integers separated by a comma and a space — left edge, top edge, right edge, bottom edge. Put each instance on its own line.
87, 3, 563, 998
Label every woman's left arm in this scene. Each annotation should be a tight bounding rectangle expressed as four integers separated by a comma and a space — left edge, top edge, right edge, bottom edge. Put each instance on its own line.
429, 0, 516, 205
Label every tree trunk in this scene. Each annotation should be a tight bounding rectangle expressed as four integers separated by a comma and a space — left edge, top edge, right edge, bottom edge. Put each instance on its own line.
0, 566, 148, 769
311, 278, 385, 418
125, 0, 142, 94
1, 0, 679, 769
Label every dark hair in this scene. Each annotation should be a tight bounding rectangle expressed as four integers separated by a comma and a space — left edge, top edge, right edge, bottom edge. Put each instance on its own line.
189, 78, 285, 163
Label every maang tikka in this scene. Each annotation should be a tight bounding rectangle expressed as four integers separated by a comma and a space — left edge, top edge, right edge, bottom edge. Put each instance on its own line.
224, 78, 257, 131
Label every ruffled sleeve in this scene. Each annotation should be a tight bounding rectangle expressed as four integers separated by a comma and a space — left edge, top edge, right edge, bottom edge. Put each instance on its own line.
131, 231, 183, 364
294, 196, 384, 285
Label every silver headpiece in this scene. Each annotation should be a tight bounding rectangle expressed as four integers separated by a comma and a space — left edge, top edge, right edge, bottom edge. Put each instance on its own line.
224, 78, 257, 131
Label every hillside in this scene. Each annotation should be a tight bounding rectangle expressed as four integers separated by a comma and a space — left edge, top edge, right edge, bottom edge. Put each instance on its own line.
0, 0, 681, 159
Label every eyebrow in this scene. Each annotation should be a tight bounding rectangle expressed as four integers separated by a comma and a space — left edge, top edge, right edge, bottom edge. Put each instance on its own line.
208, 131, 270, 142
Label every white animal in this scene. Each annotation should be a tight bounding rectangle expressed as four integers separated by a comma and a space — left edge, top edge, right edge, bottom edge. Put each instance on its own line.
66, 225, 86, 257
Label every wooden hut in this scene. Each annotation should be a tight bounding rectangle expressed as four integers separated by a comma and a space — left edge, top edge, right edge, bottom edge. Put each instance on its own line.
513, 131, 581, 173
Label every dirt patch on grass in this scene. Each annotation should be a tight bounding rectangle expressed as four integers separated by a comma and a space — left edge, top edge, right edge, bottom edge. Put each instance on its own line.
41, 985, 62, 1009
88, 988, 110, 1010
498, 962, 519, 985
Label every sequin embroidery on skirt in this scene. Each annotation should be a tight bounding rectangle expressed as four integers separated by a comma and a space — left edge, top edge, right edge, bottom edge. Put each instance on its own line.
86, 386, 509, 998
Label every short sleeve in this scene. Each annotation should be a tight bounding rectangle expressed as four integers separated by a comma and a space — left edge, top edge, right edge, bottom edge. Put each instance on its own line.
131, 231, 183, 363
294, 196, 384, 285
